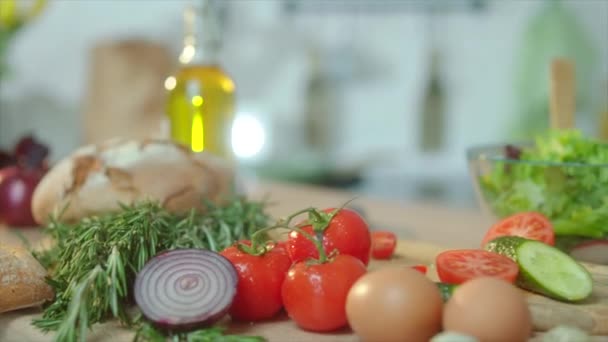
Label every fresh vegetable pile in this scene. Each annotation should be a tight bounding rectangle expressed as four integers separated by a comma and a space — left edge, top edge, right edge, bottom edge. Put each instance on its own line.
32, 198, 269, 342
478, 130, 608, 239
29, 193, 596, 341
31, 195, 396, 341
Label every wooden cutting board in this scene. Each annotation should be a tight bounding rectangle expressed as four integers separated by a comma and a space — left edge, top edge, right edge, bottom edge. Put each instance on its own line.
1, 240, 607, 342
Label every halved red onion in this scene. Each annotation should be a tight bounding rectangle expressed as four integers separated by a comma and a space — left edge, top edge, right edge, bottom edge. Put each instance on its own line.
134, 249, 238, 330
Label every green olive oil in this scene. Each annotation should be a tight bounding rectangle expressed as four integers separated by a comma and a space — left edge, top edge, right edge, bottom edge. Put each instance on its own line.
166, 2, 235, 159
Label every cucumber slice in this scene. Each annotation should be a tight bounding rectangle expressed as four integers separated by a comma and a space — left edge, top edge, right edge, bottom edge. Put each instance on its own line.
436, 282, 457, 302
485, 236, 593, 302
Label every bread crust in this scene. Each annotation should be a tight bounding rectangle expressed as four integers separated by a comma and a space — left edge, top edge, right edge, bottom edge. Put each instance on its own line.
0, 244, 54, 313
31, 139, 235, 224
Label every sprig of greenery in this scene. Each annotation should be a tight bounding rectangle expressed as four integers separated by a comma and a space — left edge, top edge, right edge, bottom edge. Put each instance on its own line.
32, 197, 270, 342
133, 315, 265, 342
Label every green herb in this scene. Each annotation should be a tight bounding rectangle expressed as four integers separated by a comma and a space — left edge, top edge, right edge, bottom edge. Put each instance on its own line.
133, 315, 265, 342
32, 198, 269, 342
479, 130, 608, 238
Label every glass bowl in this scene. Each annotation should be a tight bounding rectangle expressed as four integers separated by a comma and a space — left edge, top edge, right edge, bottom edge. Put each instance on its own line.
466, 143, 608, 240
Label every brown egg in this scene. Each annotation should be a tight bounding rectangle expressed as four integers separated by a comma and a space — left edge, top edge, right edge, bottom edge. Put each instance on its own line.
346, 266, 443, 342
443, 277, 532, 342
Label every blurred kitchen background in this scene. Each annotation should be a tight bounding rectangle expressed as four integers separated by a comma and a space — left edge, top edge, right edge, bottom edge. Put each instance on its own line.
1, 0, 607, 208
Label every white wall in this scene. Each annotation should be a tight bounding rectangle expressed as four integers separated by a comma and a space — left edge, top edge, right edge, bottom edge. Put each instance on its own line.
0, 0, 606, 178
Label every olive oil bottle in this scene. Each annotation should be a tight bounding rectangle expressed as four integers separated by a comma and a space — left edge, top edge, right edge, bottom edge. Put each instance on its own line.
166, 1, 235, 159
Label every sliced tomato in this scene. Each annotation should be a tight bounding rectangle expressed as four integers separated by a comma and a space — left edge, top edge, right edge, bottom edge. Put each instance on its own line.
371, 231, 397, 259
436, 249, 519, 284
482, 212, 555, 247
411, 264, 427, 274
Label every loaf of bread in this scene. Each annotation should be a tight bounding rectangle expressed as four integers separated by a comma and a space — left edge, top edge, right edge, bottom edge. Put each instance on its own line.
0, 244, 54, 313
31, 138, 235, 224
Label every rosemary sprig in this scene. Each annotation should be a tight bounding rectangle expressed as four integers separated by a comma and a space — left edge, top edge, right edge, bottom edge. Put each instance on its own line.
32, 197, 270, 342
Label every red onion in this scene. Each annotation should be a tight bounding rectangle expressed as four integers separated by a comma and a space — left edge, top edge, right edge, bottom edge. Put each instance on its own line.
0, 150, 15, 169
134, 249, 238, 331
0, 166, 44, 226
0, 135, 49, 226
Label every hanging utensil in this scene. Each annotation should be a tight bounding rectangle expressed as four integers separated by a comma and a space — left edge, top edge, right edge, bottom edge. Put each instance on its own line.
549, 58, 575, 130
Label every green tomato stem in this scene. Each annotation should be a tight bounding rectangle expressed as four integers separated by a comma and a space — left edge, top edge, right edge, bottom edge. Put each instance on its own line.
243, 207, 331, 262
241, 208, 314, 256
242, 198, 356, 262
290, 225, 328, 263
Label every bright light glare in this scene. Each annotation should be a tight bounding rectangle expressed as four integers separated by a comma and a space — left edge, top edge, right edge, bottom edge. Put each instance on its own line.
164, 76, 176, 90
231, 113, 265, 159
179, 45, 195, 64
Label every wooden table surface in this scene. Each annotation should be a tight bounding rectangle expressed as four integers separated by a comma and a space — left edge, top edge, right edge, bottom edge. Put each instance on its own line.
0, 180, 492, 248
244, 180, 493, 247
0, 180, 530, 342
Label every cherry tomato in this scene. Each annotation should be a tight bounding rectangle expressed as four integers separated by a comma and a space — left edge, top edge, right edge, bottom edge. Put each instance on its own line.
281, 254, 367, 332
436, 249, 519, 284
287, 208, 371, 265
411, 264, 428, 274
371, 231, 397, 259
482, 212, 555, 247
220, 241, 292, 321
274, 240, 289, 252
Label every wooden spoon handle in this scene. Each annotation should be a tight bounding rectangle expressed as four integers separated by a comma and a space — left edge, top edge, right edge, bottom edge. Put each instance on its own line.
549, 59, 576, 130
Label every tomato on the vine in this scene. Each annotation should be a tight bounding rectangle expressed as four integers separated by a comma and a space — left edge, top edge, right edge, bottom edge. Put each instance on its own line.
220, 240, 292, 321
286, 208, 371, 265
281, 254, 367, 332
